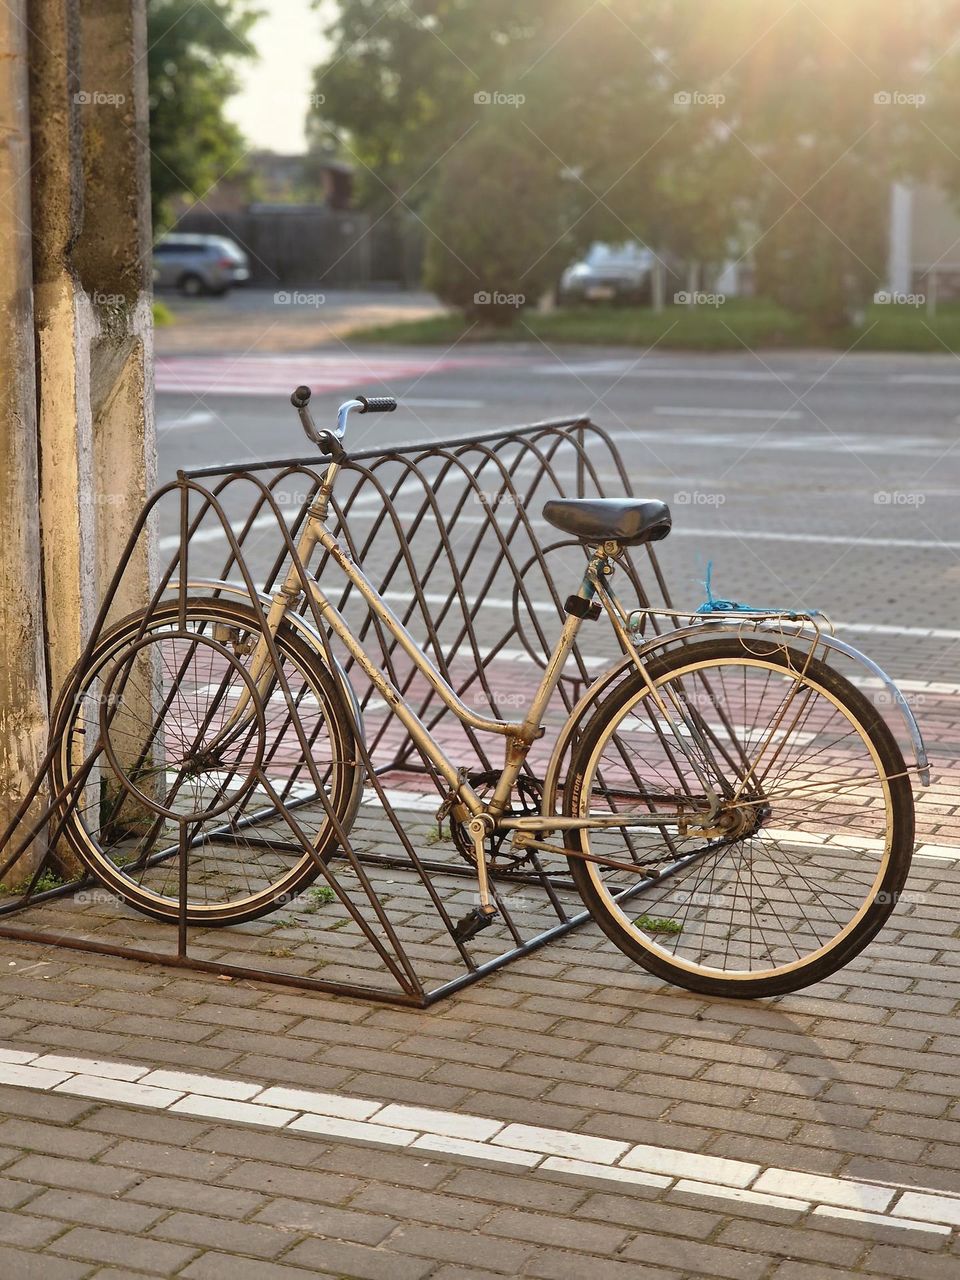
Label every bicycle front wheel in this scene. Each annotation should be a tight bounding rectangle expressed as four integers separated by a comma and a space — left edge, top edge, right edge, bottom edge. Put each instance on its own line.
51, 597, 362, 926
563, 637, 914, 997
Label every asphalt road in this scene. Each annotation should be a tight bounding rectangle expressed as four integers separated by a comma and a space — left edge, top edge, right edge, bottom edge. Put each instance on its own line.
154, 341, 960, 686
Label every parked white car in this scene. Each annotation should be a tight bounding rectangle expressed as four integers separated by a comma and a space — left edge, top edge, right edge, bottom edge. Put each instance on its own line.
153, 234, 250, 297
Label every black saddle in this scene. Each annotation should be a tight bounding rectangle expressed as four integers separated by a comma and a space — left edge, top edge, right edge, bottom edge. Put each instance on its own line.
542, 497, 672, 546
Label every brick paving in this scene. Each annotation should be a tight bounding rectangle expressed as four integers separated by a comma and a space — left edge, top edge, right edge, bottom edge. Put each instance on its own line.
0, 793, 958, 1280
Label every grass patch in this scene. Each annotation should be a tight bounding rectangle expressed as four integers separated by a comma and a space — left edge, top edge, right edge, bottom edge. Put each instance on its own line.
634, 914, 683, 935
344, 298, 960, 353
0, 868, 68, 897
152, 300, 174, 327
300, 884, 337, 914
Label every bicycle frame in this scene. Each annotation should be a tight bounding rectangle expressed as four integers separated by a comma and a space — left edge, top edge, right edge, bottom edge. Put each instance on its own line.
225, 436, 735, 861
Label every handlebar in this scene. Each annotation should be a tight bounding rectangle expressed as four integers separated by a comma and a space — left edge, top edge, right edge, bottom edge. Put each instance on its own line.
356, 396, 398, 414
289, 386, 398, 456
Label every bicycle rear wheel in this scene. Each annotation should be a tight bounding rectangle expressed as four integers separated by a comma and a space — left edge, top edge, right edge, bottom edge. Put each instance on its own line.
563, 637, 914, 997
51, 597, 362, 925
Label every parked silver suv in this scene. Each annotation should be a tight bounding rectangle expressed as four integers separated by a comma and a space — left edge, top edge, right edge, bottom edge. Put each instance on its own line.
153, 233, 250, 297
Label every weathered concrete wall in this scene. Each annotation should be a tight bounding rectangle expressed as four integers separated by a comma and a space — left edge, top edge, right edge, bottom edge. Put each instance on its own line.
28, 0, 98, 699
0, 0, 51, 867
0, 0, 155, 882
75, 0, 156, 626
28, 0, 156, 681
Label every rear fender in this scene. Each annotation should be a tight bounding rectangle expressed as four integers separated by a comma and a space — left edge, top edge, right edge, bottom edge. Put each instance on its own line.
542, 619, 929, 814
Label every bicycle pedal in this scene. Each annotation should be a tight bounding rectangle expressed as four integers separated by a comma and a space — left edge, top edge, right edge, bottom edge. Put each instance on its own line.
452, 905, 498, 944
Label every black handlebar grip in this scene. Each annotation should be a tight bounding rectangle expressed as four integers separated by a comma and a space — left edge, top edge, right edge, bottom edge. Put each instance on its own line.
357, 395, 398, 414
290, 385, 312, 408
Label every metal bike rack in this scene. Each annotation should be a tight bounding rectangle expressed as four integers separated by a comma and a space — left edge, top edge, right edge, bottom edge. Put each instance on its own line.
0, 417, 681, 1006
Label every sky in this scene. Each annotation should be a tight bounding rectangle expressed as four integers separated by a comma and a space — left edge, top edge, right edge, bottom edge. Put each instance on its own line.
224, 0, 332, 154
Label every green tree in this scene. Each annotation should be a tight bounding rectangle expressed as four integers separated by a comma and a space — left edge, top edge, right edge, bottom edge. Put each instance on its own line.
310, 2, 737, 281
422, 121, 571, 323
312, 0, 960, 325
147, 0, 261, 230
310, 0, 548, 209
683, 0, 960, 324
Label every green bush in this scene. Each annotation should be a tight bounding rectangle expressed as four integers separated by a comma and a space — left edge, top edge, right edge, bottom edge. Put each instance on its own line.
423, 122, 570, 326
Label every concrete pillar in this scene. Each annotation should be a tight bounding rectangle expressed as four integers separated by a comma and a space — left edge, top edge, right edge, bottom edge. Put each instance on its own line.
0, 0, 155, 884
28, 0, 98, 699
74, 0, 156, 626
0, 1, 51, 869
26, 0, 156, 685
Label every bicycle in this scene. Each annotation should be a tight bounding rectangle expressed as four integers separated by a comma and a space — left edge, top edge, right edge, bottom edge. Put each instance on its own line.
50, 390, 918, 998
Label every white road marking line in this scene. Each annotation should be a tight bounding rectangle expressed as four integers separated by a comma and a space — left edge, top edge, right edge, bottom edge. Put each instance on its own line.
0, 1044, 954, 1236
155, 491, 385, 552
155, 354, 506, 396
157, 514, 279, 552
672, 527, 960, 552
402, 398, 486, 409
381, 586, 960, 644
361, 788, 437, 812
158, 411, 217, 431
364, 510, 960, 553
532, 359, 960, 390
533, 363, 803, 382
654, 406, 805, 420
813, 1205, 951, 1235
850, 676, 960, 696
608, 427, 951, 459
914, 845, 960, 863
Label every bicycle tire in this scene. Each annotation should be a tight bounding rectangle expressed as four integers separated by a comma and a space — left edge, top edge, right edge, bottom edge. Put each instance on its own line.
50, 597, 362, 926
563, 637, 914, 998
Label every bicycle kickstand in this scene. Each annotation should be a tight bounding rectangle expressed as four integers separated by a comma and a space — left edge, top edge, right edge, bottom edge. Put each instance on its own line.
452, 815, 499, 945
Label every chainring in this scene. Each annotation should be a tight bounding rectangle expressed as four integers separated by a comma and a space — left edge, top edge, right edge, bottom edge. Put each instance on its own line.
450, 770, 544, 871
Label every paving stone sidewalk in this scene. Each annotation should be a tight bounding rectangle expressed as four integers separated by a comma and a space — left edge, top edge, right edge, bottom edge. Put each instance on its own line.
0, 817, 958, 1280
